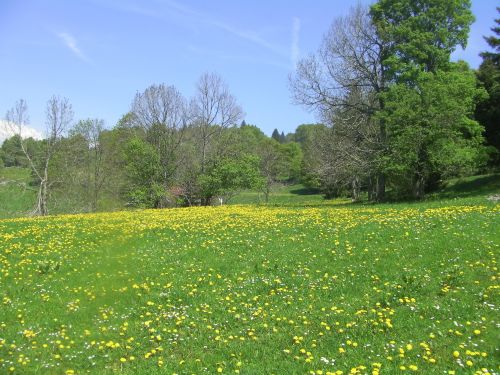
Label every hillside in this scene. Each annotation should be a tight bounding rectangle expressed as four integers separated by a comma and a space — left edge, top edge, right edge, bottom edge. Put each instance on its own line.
0, 190, 498, 374
0, 167, 36, 218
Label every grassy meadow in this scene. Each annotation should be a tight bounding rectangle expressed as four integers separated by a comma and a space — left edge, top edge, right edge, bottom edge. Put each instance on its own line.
0, 175, 499, 375
0, 167, 36, 219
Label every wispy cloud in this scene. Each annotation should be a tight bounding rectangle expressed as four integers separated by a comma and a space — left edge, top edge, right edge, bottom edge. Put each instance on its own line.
164, 0, 289, 58
291, 17, 301, 68
111, 0, 289, 63
57, 32, 92, 64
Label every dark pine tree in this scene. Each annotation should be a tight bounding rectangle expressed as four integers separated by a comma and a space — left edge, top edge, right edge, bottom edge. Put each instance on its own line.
271, 128, 281, 142
279, 131, 286, 143
476, 7, 500, 164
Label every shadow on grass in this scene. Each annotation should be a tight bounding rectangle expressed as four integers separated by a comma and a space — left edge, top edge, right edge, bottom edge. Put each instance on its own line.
437, 174, 500, 199
371, 173, 500, 206
276, 173, 500, 207
289, 186, 322, 195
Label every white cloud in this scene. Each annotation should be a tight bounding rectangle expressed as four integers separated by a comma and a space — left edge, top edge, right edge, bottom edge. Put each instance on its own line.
0, 120, 43, 144
291, 17, 301, 68
57, 32, 92, 64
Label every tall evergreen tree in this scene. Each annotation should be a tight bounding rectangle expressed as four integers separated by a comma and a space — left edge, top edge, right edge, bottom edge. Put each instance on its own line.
271, 128, 281, 142
476, 7, 500, 164
480, 7, 500, 64
279, 131, 286, 143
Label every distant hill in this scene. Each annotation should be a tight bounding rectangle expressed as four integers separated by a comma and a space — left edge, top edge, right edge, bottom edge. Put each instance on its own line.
0, 119, 43, 144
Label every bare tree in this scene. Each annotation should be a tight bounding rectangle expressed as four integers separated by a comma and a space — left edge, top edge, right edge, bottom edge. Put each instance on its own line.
317, 88, 379, 201
131, 84, 188, 185
290, 4, 389, 201
6, 97, 73, 215
5, 99, 31, 157
40, 96, 73, 215
5, 100, 40, 214
191, 72, 243, 174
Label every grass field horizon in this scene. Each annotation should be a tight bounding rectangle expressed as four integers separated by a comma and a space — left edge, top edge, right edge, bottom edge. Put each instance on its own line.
0, 169, 499, 374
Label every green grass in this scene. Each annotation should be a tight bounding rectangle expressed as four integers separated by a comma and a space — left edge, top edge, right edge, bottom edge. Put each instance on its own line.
0, 167, 36, 218
433, 173, 500, 200
230, 184, 329, 206
231, 174, 500, 208
0, 181, 498, 374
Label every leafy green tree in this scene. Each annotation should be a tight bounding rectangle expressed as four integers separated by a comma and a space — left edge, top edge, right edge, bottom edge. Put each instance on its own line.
370, 0, 474, 80
48, 133, 92, 212
380, 63, 486, 197
234, 124, 268, 155
99, 126, 140, 209
67, 119, 106, 211
298, 128, 326, 191
292, 124, 325, 146
371, 0, 481, 198
257, 138, 281, 203
199, 154, 263, 204
1, 136, 23, 167
278, 142, 303, 182
123, 137, 167, 208
288, 124, 328, 190
1, 135, 41, 167
284, 132, 295, 143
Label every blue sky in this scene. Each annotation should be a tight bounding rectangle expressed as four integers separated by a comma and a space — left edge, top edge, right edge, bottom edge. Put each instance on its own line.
0, 0, 498, 136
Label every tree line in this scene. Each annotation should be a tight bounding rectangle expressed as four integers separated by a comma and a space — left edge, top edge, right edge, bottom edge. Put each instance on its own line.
1, 73, 303, 214
1, 1, 499, 215
290, 1, 499, 201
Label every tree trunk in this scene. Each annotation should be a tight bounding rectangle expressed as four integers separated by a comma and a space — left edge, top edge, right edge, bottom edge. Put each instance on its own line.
40, 163, 49, 216
351, 176, 360, 202
264, 180, 271, 203
92, 188, 98, 212
41, 180, 48, 216
201, 196, 211, 206
92, 163, 99, 212
376, 95, 387, 203
376, 173, 385, 202
201, 136, 207, 174
34, 178, 48, 216
413, 174, 425, 200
